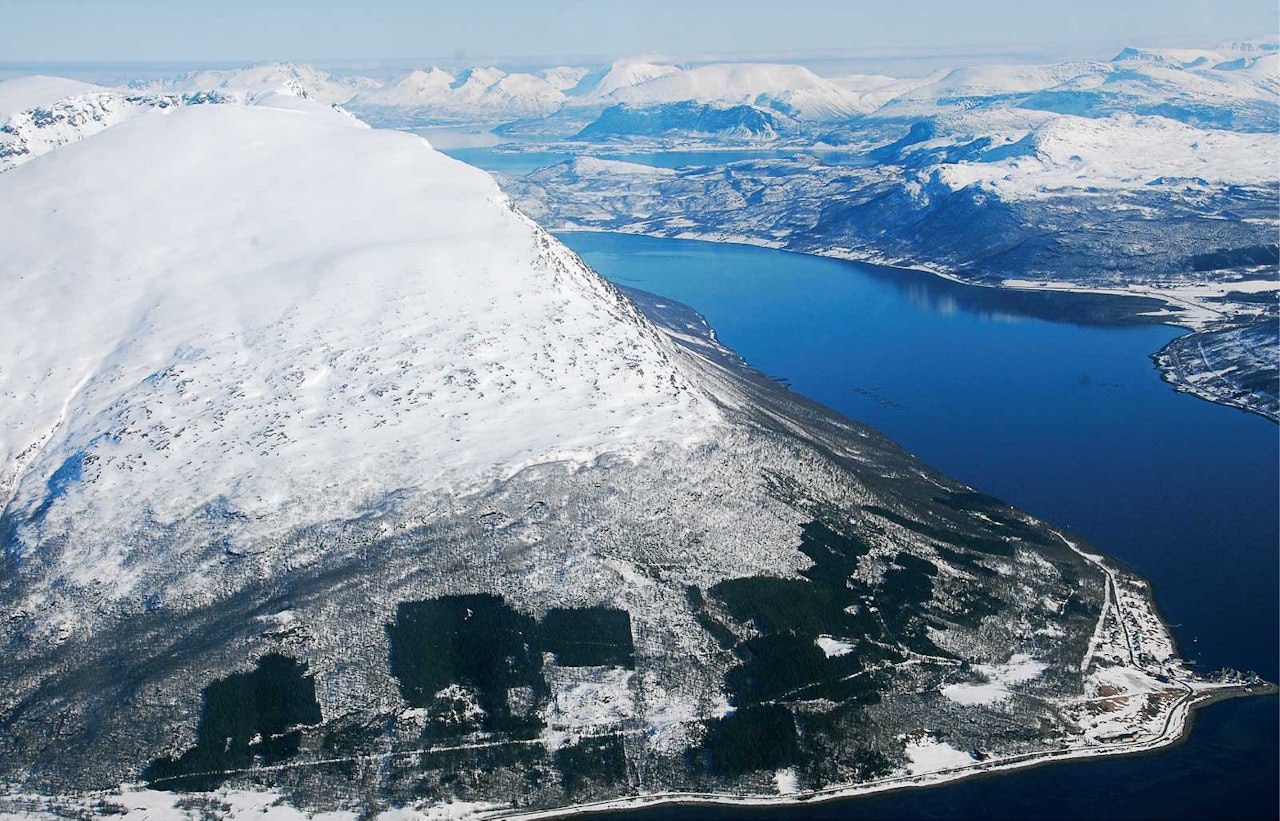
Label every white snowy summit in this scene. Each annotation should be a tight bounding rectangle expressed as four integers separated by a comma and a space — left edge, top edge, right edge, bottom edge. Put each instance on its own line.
0, 92, 715, 595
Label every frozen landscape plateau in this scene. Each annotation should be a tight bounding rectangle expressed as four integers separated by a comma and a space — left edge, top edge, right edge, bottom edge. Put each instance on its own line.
0, 65, 1273, 820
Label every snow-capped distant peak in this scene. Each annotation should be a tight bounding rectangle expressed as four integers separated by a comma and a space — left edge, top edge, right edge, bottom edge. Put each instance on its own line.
570, 59, 682, 98
346, 65, 569, 124
136, 62, 379, 105
610, 62, 876, 120
1214, 38, 1280, 53
1111, 46, 1230, 68
540, 65, 592, 91
399, 67, 456, 92
451, 66, 508, 90
0, 75, 107, 121
0, 89, 142, 172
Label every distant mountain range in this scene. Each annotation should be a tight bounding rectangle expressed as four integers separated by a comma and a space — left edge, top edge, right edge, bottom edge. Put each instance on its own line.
108, 42, 1279, 136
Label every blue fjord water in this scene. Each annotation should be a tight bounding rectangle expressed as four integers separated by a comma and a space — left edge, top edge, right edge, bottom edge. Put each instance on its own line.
557, 231, 1280, 821
441, 147, 870, 175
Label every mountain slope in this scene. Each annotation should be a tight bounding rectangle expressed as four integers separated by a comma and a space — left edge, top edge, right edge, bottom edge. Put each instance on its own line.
0, 73, 367, 173
0, 82, 1247, 820
0, 100, 715, 596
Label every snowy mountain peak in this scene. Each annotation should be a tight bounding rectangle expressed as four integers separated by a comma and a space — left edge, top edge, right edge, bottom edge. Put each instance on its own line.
0, 75, 107, 120
450, 65, 508, 91
398, 67, 456, 92
0, 79, 363, 173
608, 62, 880, 120
540, 65, 592, 90
569, 59, 682, 98
138, 62, 377, 105
1111, 46, 1233, 68
348, 65, 565, 123
1215, 38, 1280, 52
0, 96, 718, 595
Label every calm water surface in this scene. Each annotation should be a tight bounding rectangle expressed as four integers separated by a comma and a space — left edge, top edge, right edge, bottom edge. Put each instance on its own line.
558, 231, 1279, 820
441, 147, 870, 175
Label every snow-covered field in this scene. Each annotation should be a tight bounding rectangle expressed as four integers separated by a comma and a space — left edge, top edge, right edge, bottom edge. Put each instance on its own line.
941, 653, 1049, 706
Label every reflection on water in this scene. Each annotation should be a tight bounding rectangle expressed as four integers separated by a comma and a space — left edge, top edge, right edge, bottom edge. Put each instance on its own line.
853, 263, 1169, 328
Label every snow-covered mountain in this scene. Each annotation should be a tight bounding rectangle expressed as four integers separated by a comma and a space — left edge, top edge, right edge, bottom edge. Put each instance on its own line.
577, 101, 796, 140
540, 64, 592, 91
0, 93, 715, 593
0, 74, 360, 173
564, 59, 682, 98
867, 44, 1280, 131
80, 40, 1279, 139
0, 75, 1223, 820
0, 75, 106, 119
866, 61, 1115, 119
1018, 51, 1280, 132
927, 112, 1276, 196
355, 66, 453, 104
609, 62, 878, 120
343, 59, 687, 127
349, 65, 567, 123
135, 62, 381, 104
345, 58, 892, 128
336, 39, 1280, 134
0, 78, 144, 171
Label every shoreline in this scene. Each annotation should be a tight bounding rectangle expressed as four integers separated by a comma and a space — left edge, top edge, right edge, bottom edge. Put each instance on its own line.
487, 685, 1276, 821
7, 682, 1267, 820
1, 231, 1272, 820
494, 260, 1274, 818
552, 227, 1278, 424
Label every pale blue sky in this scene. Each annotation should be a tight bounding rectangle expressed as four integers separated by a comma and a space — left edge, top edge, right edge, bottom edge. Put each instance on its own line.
1, 0, 1275, 66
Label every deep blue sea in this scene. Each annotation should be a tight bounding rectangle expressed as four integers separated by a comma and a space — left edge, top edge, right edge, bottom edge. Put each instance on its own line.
557, 231, 1280, 821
